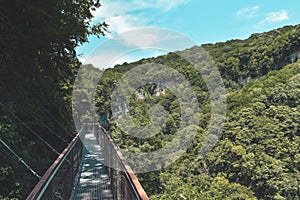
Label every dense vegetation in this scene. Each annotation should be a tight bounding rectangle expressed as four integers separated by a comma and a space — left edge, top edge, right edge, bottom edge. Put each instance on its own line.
95, 24, 300, 199
0, 1, 107, 198
1, 0, 300, 199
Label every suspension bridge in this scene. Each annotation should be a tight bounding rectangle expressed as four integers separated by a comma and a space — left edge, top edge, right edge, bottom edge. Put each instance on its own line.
0, 101, 149, 200
0, 105, 149, 200
21, 123, 149, 200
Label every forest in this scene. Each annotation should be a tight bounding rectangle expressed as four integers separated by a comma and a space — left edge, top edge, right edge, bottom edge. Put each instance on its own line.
95, 24, 300, 199
0, 0, 107, 198
0, 0, 300, 199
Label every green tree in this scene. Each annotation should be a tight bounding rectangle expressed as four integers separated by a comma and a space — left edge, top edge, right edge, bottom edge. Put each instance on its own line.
0, 0, 107, 198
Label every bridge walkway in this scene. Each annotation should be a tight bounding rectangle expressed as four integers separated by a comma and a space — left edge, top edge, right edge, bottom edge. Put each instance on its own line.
71, 130, 113, 199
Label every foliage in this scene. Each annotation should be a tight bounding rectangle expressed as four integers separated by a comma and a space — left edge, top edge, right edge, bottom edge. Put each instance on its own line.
94, 24, 300, 199
0, 0, 107, 198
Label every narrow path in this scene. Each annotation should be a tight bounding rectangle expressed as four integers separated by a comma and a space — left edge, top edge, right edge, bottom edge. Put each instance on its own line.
71, 131, 113, 200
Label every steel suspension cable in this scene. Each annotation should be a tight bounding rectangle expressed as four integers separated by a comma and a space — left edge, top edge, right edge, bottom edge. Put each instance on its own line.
21, 93, 75, 137
31, 114, 68, 144
0, 138, 42, 179
0, 103, 60, 155
45, 110, 75, 137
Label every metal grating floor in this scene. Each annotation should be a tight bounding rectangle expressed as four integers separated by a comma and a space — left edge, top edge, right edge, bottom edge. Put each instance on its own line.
71, 132, 113, 200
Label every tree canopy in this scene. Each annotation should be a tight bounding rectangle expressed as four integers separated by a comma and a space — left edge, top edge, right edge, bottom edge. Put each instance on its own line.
94, 24, 300, 199
0, 0, 107, 198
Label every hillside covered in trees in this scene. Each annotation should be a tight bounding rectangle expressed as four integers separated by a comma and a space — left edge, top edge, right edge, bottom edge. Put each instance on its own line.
95, 24, 300, 199
1, 0, 300, 199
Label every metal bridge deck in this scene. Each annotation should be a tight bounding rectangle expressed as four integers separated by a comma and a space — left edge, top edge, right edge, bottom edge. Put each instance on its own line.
71, 131, 113, 200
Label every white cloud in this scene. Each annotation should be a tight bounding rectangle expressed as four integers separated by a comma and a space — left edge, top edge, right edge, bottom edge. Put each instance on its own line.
236, 7, 289, 25
93, 0, 190, 18
152, 0, 190, 11
82, 27, 193, 69
92, 0, 190, 34
90, 0, 190, 48
119, 31, 162, 48
260, 10, 289, 24
105, 15, 141, 36
117, 28, 183, 48
81, 0, 192, 69
236, 6, 260, 18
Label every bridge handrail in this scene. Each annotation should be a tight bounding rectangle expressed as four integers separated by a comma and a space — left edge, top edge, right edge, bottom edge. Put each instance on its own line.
26, 126, 83, 200
27, 123, 149, 200
96, 124, 149, 200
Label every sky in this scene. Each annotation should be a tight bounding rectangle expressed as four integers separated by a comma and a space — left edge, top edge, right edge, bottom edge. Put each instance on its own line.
77, 0, 300, 69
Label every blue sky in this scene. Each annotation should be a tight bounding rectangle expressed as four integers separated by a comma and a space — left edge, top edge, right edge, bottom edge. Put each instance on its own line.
77, 0, 300, 68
